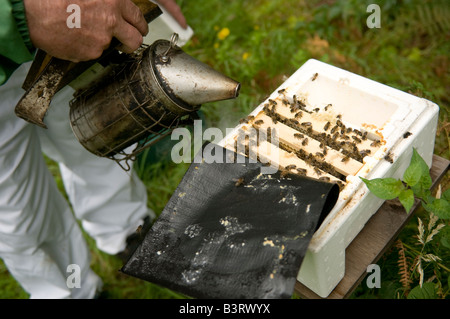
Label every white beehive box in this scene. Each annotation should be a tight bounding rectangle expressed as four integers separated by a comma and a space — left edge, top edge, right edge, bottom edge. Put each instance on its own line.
218, 59, 440, 297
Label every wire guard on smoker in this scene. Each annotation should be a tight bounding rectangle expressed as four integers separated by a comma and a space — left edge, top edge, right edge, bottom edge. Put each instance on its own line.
69, 42, 187, 168
69, 34, 240, 170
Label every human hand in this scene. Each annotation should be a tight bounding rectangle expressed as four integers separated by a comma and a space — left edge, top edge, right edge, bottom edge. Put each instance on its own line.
156, 0, 188, 29
24, 0, 149, 62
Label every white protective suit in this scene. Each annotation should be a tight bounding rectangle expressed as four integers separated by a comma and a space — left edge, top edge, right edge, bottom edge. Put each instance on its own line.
0, 9, 193, 299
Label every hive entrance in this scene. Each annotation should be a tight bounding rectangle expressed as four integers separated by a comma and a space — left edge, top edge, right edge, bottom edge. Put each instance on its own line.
225, 90, 384, 190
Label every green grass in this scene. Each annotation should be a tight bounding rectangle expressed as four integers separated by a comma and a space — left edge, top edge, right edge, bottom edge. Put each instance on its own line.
1, 0, 448, 299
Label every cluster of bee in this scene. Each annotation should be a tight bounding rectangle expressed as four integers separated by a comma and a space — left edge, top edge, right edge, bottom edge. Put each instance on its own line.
235, 91, 392, 191
278, 141, 346, 189
290, 113, 376, 163
233, 127, 347, 189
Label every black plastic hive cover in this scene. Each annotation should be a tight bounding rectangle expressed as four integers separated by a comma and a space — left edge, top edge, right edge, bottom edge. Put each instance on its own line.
121, 143, 339, 299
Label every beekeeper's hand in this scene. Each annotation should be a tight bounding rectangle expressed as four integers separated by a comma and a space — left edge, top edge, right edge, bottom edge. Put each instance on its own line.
24, 0, 149, 62
156, 0, 188, 29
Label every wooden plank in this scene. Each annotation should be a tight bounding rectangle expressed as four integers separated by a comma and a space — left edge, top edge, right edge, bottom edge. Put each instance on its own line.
294, 154, 450, 299
252, 140, 342, 183
222, 126, 344, 183
272, 99, 382, 156
253, 113, 363, 176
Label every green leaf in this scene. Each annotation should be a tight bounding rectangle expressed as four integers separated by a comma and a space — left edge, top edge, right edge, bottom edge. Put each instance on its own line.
422, 198, 450, 219
439, 226, 450, 249
442, 188, 450, 201
398, 189, 415, 213
404, 148, 432, 192
403, 150, 423, 187
361, 177, 404, 200
412, 185, 432, 202
407, 282, 437, 299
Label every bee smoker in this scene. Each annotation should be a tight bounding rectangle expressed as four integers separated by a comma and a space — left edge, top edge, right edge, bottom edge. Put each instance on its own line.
69, 34, 240, 167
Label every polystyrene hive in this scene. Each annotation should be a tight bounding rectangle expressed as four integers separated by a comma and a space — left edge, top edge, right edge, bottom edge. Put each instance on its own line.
218, 59, 440, 297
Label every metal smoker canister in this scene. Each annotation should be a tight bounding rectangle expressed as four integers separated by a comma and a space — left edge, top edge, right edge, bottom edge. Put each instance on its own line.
69, 36, 240, 160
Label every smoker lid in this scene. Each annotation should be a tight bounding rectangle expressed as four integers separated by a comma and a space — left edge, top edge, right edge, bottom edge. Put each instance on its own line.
121, 143, 339, 299
150, 39, 240, 107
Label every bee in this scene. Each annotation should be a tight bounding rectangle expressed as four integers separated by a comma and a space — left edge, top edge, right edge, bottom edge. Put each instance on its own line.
302, 138, 309, 146
136, 224, 143, 236
323, 122, 331, 131
362, 131, 368, 141
324, 104, 332, 111
254, 119, 264, 125
330, 125, 338, 134
384, 152, 394, 164
244, 144, 250, 157
278, 89, 286, 94
301, 122, 312, 127
234, 177, 245, 187
271, 117, 278, 124
350, 142, 358, 152
333, 132, 340, 141
298, 100, 307, 110
336, 119, 344, 128
306, 127, 313, 134
295, 111, 303, 119
280, 170, 291, 179
342, 135, 350, 140
403, 131, 412, 139
296, 168, 307, 175
315, 152, 324, 158
294, 133, 304, 139
290, 119, 300, 125
346, 127, 352, 133
319, 176, 331, 182
239, 118, 248, 124
313, 108, 320, 112
341, 155, 350, 163
311, 73, 318, 81
313, 167, 322, 176
285, 164, 297, 171
322, 148, 328, 156
336, 114, 342, 120
352, 136, 362, 143
360, 149, 371, 158
282, 99, 289, 105
370, 139, 382, 147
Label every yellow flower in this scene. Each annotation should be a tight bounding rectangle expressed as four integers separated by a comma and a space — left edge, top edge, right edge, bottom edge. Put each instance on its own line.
217, 27, 230, 40
242, 52, 250, 61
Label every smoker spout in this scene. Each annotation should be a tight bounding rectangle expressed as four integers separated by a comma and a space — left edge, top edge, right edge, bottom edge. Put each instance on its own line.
151, 39, 241, 107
